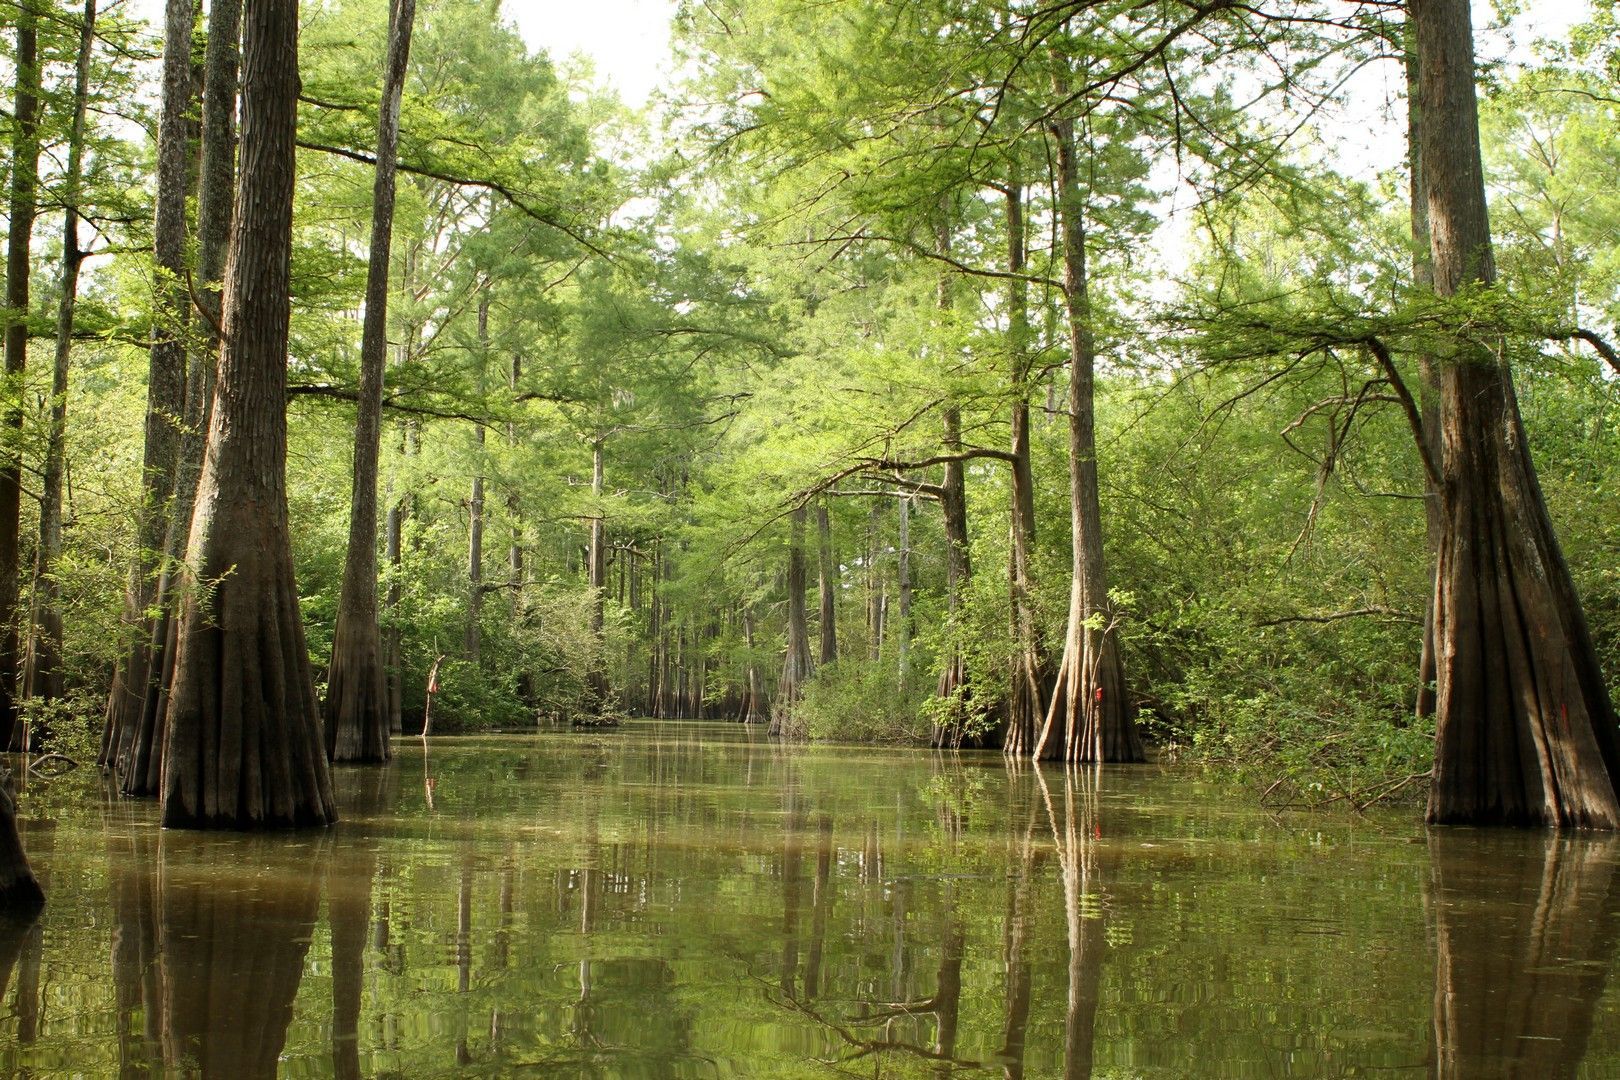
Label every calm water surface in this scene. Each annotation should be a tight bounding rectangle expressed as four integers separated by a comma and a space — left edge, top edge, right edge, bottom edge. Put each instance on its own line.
4, 720, 1619, 1077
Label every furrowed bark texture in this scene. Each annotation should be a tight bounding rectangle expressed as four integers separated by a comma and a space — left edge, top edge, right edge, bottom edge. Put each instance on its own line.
159, 0, 337, 829
1415, 0, 1620, 828
326, 0, 414, 764
103, 0, 195, 768
1, 2, 42, 747
1034, 103, 1142, 765
117, 0, 242, 798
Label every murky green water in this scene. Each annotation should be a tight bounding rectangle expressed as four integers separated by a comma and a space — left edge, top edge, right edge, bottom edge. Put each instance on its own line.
3, 720, 1619, 1077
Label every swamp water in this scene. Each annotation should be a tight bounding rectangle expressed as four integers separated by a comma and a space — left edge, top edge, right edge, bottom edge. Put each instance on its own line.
3, 719, 1620, 1077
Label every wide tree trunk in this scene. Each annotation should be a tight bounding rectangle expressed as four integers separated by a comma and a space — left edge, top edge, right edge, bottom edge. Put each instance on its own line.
1, 1, 42, 747
1415, 0, 1620, 827
24, 0, 96, 705
1002, 183, 1050, 757
325, 0, 414, 765
115, 0, 242, 798
769, 505, 813, 735
102, 0, 194, 765
159, 0, 337, 829
1034, 101, 1142, 765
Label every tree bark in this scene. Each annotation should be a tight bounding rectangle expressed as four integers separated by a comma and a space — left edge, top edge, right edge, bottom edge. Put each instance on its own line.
102, 0, 194, 764
934, 221, 975, 741
325, 0, 414, 765
1, 1, 42, 746
1005, 184, 1049, 757
815, 502, 837, 665
158, 0, 337, 829
1034, 90, 1143, 765
113, 0, 242, 797
1405, 31, 1442, 724
1415, 0, 1620, 828
769, 505, 813, 735
586, 435, 609, 710
24, 0, 97, 705
465, 294, 490, 668
896, 493, 913, 692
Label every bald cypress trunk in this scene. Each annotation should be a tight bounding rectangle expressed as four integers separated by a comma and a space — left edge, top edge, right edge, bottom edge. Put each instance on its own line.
159, 0, 337, 829
102, 0, 194, 766
1034, 94, 1142, 764
1, 1, 42, 747
1003, 183, 1048, 757
325, 0, 414, 765
1405, 33, 1442, 724
815, 503, 837, 665
24, 0, 97, 705
1415, 0, 1620, 828
117, 0, 242, 798
769, 505, 813, 736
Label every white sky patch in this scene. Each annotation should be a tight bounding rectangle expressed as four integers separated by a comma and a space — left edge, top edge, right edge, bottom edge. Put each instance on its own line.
504, 0, 676, 109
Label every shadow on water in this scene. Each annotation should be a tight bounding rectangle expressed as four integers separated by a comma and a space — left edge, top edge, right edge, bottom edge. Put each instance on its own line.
1427, 829, 1620, 1079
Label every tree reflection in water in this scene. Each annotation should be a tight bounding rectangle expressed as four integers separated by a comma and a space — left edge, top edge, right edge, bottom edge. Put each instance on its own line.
109, 831, 327, 1078
1428, 831, 1620, 1079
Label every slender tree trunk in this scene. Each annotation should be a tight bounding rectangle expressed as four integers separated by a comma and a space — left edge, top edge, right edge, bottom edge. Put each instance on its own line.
1034, 94, 1143, 765
934, 216, 973, 729
1, 2, 42, 747
116, 0, 242, 797
24, 0, 97, 704
465, 295, 489, 666
158, 0, 337, 829
1406, 33, 1442, 724
865, 501, 884, 661
896, 493, 913, 693
1415, 0, 1620, 827
586, 435, 609, 710
1004, 184, 1048, 757
815, 502, 837, 665
325, 0, 414, 765
102, 0, 194, 764
742, 606, 766, 723
769, 506, 813, 735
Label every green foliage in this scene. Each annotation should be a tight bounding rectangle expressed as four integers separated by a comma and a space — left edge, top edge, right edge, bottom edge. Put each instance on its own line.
784, 659, 931, 745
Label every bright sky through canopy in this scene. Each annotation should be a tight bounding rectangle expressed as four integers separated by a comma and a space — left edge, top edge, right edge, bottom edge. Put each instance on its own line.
506, 0, 676, 108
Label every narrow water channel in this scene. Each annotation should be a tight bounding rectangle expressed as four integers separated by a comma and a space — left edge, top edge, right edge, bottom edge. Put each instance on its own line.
4, 720, 1619, 1076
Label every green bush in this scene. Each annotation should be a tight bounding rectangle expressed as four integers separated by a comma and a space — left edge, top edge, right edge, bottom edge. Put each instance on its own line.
786, 658, 932, 744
